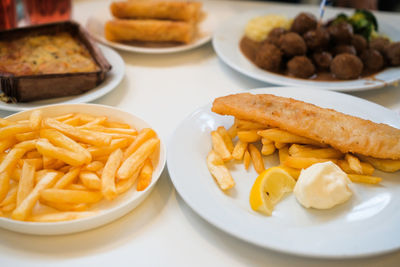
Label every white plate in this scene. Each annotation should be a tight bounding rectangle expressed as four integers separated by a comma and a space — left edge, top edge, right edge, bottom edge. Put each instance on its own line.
0, 104, 166, 235
85, 2, 218, 54
167, 87, 400, 258
212, 7, 400, 92
0, 44, 124, 112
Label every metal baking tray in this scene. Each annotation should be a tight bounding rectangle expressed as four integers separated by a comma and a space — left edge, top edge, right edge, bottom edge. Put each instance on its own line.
0, 21, 111, 102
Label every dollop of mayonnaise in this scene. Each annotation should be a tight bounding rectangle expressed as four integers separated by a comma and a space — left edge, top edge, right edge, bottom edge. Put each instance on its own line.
294, 161, 352, 209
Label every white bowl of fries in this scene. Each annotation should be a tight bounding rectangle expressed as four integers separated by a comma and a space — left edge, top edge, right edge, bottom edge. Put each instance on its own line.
0, 104, 166, 235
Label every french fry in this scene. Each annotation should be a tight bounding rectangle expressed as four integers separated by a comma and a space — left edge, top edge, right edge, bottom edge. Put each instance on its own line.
25, 151, 41, 159
137, 158, 153, 191
58, 165, 71, 173
337, 160, 374, 175
103, 121, 131, 129
77, 116, 108, 128
206, 150, 235, 190
261, 143, 275, 156
0, 118, 15, 127
79, 171, 101, 190
15, 131, 39, 142
116, 165, 143, 194
22, 158, 43, 170
357, 155, 400, 173
347, 174, 382, 184
42, 155, 57, 169
12, 171, 61, 220
232, 140, 248, 160
80, 125, 137, 135
2, 202, 16, 212
14, 140, 37, 151
89, 138, 129, 158
0, 171, 10, 202
46, 159, 66, 170
261, 138, 273, 145
235, 119, 268, 130
54, 167, 81, 189
118, 138, 160, 179
29, 211, 98, 222
29, 110, 42, 130
62, 116, 81, 126
217, 126, 234, 153
345, 153, 363, 174
279, 165, 301, 180
237, 130, 261, 143
66, 184, 88, 191
258, 129, 324, 146
42, 118, 112, 146
40, 200, 88, 211
0, 138, 16, 153
40, 189, 102, 204
0, 186, 17, 207
0, 148, 26, 173
289, 144, 343, 159
227, 122, 237, 138
123, 128, 156, 159
278, 146, 289, 163
16, 161, 35, 206
284, 156, 336, 169
36, 138, 88, 166
40, 129, 92, 164
274, 142, 287, 149
84, 161, 104, 172
211, 131, 232, 161
248, 144, 265, 174
0, 123, 32, 139
102, 149, 123, 200
54, 113, 74, 122
11, 168, 21, 181
243, 149, 251, 170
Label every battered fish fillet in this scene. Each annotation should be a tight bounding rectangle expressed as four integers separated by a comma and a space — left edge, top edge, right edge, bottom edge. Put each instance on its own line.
212, 93, 400, 160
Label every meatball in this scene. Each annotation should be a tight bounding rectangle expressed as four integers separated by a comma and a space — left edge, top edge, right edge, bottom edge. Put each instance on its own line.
255, 43, 282, 72
287, 56, 315, 78
266, 27, 287, 47
290, 12, 317, 35
303, 27, 330, 51
328, 22, 353, 44
333, 45, 357, 56
385, 42, 400, 66
369, 37, 390, 54
360, 49, 384, 71
330, 53, 363, 80
351, 34, 367, 55
313, 51, 332, 69
279, 32, 307, 57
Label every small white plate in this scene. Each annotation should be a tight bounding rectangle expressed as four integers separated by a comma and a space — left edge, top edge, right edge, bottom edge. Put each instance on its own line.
86, 2, 218, 54
0, 104, 166, 235
212, 7, 400, 91
167, 87, 400, 258
0, 44, 124, 112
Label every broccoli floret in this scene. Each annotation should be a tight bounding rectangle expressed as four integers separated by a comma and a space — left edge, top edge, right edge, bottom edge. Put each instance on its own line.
349, 9, 378, 40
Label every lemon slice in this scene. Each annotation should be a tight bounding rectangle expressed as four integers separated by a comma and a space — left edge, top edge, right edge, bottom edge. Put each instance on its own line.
249, 167, 296, 215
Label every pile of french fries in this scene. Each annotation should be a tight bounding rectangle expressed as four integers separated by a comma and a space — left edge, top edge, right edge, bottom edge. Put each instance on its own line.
0, 111, 160, 222
207, 118, 400, 191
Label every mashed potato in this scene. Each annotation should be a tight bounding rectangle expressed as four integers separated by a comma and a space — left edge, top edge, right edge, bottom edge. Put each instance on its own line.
245, 14, 292, 42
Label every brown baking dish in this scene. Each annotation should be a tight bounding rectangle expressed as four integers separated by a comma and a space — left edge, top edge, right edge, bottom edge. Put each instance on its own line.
0, 21, 111, 102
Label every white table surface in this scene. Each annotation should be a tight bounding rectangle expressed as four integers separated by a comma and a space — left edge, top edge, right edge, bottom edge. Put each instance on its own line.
1, 0, 400, 266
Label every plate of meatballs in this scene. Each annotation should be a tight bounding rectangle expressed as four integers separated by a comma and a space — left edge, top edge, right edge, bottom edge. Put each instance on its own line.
212, 7, 400, 91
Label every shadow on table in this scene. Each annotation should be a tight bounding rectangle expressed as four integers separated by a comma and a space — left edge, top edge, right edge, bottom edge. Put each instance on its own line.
175, 194, 400, 267
0, 168, 173, 258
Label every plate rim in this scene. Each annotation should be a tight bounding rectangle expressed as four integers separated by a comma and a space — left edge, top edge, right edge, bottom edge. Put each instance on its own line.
167, 86, 400, 258
0, 44, 125, 112
212, 8, 400, 92
0, 103, 167, 235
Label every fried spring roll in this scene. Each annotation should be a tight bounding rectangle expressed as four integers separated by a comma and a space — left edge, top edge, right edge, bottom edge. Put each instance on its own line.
110, 1, 202, 22
104, 19, 195, 44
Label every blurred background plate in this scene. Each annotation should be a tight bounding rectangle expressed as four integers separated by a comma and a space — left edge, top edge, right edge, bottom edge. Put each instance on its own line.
0, 44, 124, 112
212, 7, 400, 91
